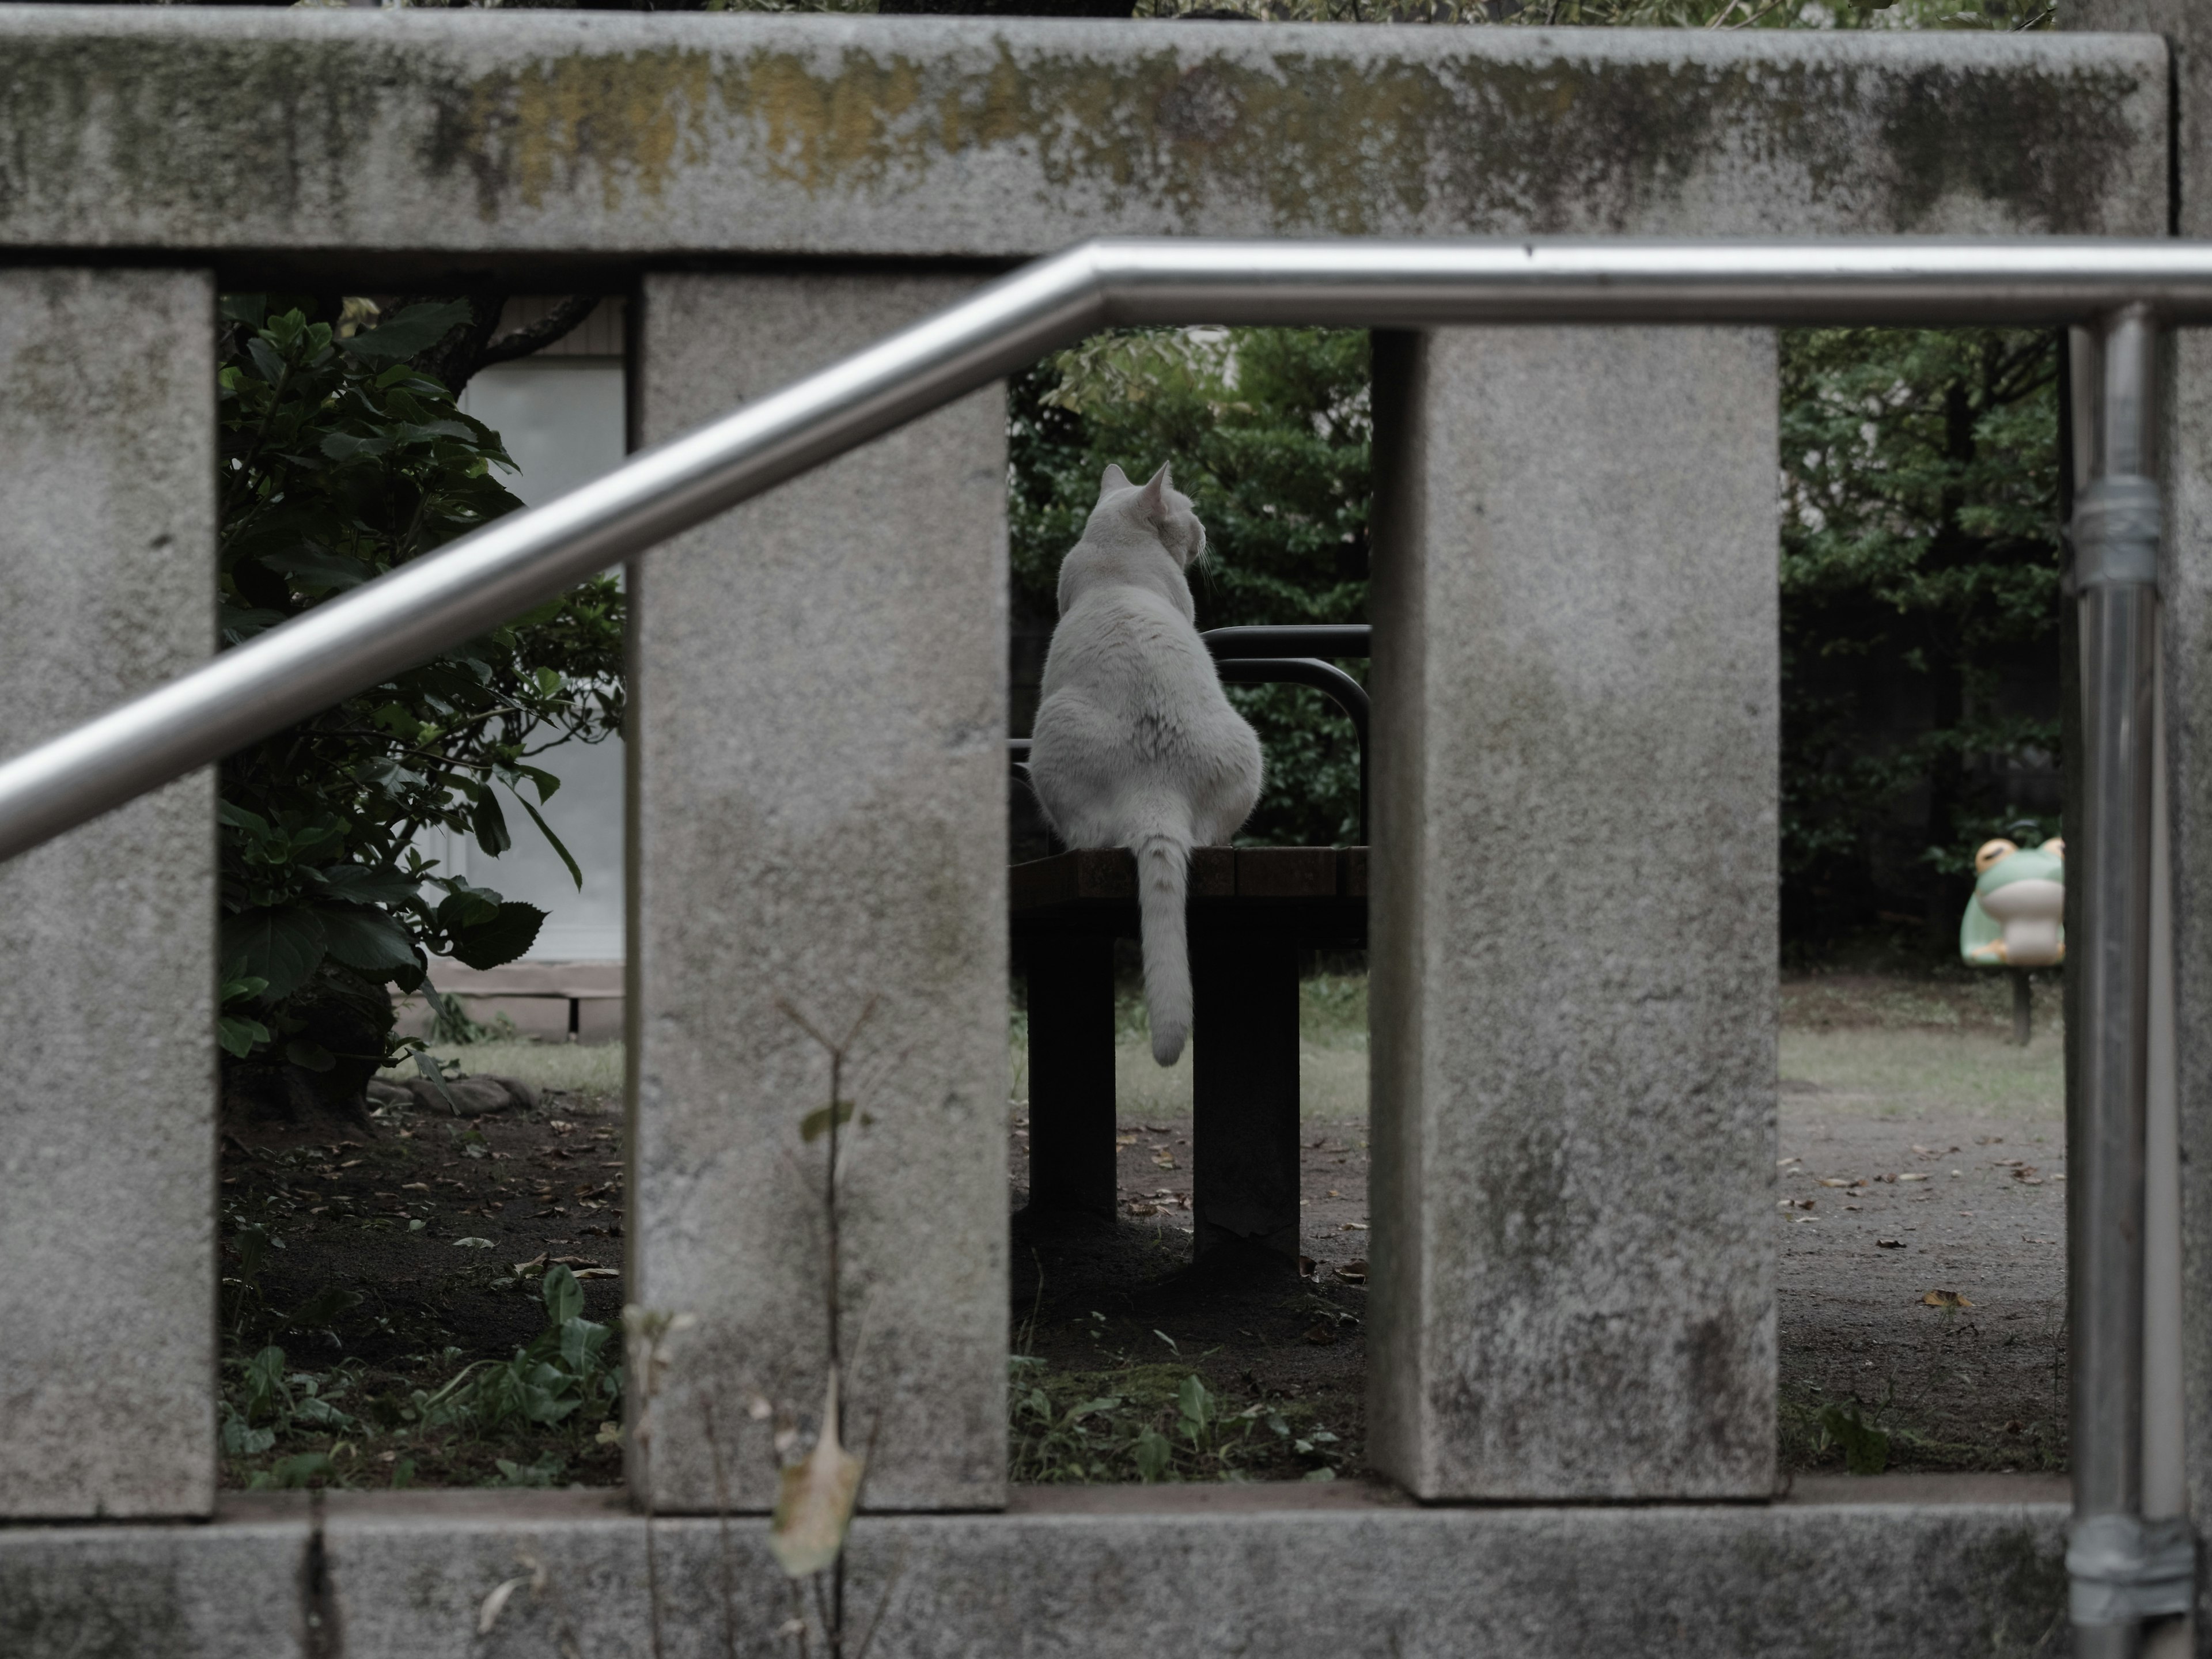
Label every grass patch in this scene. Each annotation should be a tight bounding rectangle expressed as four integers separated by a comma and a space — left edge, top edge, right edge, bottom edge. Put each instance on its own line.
382, 1039, 624, 1099
1007, 1358, 1349, 1484
1779, 1027, 2063, 1122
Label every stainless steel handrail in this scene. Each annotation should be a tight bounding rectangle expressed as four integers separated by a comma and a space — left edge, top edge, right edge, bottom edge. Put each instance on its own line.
0, 232, 2190, 1642
7, 237, 2212, 863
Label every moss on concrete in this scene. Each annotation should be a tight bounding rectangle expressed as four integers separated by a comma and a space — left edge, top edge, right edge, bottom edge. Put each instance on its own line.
0, 20, 2164, 251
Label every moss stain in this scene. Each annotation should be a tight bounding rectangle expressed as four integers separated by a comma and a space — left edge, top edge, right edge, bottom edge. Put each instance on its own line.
0, 32, 2159, 241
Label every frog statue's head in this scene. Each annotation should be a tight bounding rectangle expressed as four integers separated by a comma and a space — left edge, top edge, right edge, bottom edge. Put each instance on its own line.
1959, 836, 2066, 968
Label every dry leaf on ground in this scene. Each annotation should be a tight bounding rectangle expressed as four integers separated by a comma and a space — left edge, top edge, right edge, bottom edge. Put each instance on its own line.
1922, 1289, 1974, 1308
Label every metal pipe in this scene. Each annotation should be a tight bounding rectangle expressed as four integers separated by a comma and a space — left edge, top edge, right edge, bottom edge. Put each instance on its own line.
1202, 624, 1372, 661
14, 238, 2212, 863
1211, 658, 1372, 845
2068, 306, 2181, 1653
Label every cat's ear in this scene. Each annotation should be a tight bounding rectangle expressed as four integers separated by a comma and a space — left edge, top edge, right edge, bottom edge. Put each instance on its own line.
1135, 463, 1172, 520
1098, 464, 1130, 499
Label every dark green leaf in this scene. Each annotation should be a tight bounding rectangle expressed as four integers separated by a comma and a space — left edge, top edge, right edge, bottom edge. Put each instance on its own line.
543, 1264, 584, 1328
221, 907, 328, 1002
319, 903, 419, 976
320, 432, 392, 462
260, 544, 371, 593
220, 295, 268, 328
471, 789, 512, 858
800, 1100, 857, 1144
447, 901, 545, 971
509, 787, 583, 891
338, 300, 473, 365
285, 1039, 336, 1073
218, 1015, 271, 1059
310, 864, 421, 907
245, 336, 288, 387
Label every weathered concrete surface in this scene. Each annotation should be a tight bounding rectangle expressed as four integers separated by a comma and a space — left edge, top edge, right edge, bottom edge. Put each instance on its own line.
1368, 325, 1779, 1499
0, 270, 217, 1519
0, 11, 2165, 274
1, 1489, 2070, 1658
629, 274, 1007, 1512
0, 1517, 308, 1659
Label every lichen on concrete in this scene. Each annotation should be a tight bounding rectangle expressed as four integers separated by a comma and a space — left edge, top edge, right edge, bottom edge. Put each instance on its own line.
0, 11, 2168, 266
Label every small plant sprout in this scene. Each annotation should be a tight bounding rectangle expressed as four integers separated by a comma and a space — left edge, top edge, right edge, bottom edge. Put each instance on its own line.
623, 1304, 697, 1659
766, 997, 902, 1659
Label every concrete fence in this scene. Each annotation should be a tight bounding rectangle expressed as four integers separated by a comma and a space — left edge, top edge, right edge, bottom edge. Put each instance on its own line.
0, 6, 2194, 1653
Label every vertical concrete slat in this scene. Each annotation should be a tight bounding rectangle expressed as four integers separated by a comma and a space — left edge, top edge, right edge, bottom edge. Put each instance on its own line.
1368, 326, 1780, 1499
0, 270, 217, 1518
630, 273, 1009, 1512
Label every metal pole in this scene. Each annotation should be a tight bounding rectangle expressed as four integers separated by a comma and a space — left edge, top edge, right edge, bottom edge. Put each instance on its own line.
2068, 305, 2188, 1652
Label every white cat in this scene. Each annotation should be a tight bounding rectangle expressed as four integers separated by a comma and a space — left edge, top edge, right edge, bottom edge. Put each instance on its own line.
1028, 464, 1264, 1066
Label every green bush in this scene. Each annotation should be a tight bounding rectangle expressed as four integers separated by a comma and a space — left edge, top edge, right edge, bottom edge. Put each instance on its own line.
214, 297, 622, 1086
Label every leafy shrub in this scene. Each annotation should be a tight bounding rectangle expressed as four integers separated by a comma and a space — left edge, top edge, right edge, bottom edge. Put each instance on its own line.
1007, 1358, 1342, 1483
215, 296, 622, 1082
402, 1265, 620, 1435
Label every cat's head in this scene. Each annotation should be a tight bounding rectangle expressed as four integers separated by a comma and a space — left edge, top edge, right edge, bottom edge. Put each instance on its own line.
1091, 463, 1206, 569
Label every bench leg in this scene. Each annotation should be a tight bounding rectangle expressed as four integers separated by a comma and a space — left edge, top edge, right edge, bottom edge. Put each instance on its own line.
1024, 931, 1118, 1218
1192, 933, 1301, 1264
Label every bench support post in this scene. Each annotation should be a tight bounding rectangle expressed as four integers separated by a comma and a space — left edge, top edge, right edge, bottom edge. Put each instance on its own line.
1023, 933, 1118, 1218
1192, 931, 1302, 1264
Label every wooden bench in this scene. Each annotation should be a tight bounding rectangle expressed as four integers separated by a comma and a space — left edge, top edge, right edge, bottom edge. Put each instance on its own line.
1012, 845, 1367, 1265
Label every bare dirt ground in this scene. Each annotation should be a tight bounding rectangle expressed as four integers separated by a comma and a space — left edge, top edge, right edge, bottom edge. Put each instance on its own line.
1006, 967, 2068, 1482
221, 968, 2059, 1487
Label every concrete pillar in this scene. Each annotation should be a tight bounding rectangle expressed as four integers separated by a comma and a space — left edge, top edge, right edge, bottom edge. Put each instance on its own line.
1366, 326, 1779, 1499
630, 272, 1008, 1512
0, 270, 217, 1518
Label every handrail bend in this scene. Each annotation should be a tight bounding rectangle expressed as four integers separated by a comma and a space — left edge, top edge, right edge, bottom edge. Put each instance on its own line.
8, 236, 2212, 862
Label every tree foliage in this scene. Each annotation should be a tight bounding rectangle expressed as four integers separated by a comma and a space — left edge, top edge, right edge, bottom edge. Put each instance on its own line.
1011, 327, 1372, 846
1779, 326, 2061, 946
217, 296, 622, 1086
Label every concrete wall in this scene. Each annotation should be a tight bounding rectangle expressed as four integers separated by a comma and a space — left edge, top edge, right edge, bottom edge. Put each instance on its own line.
0, 269, 217, 1518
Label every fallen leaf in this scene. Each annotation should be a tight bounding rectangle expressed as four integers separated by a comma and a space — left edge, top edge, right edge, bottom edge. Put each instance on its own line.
1876, 1238, 1905, 1249
1342, 1221, 1368, 1232
1302, 1322, 1338, 1346
453, 1237, 494, 1249
1116, 1135, 1138, 1147
2002, 1419, 2025, 1435
1326, 1189, 1341, 1199
1911, 1145, 1940, 1157
1152, 1152, 1177, 1170
478, 1575, 532, 1637
401, 1181, 431, 1192
575, 1267, 620, 1279
1818, 1178, 1852, 1188
1897, 1173, 1929, 1182
1125, 1200, 1160, 1217
2012, 1166, 2040, 1182
1297, 1255, 1318, 1278
1335, 1259, 1369, 1284
1922, 1289, 1974, 1308
1141, 1124, 1171, 1135
768, 1370, 863, 1580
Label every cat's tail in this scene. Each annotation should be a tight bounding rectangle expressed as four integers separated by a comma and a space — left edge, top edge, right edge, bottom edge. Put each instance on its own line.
1132, 828, 1194, 1067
